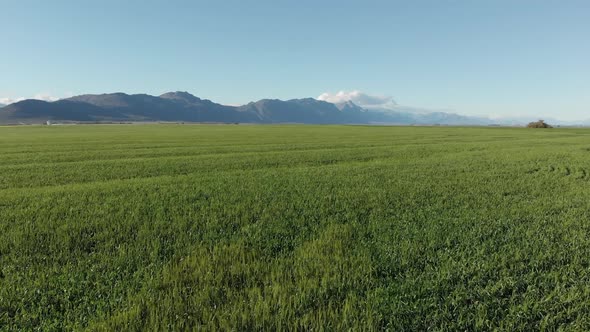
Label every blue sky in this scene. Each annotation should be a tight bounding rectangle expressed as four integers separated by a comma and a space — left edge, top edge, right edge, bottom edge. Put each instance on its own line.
1, 0, 589, 120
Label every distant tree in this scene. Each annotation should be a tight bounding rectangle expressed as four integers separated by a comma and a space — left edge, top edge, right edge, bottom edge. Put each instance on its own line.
527, 119, 553, 128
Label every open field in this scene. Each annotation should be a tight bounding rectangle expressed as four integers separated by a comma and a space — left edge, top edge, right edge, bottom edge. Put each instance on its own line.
3, 124, 590, 330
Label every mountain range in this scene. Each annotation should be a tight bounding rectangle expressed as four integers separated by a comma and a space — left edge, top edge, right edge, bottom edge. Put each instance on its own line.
0, 91, 503, 125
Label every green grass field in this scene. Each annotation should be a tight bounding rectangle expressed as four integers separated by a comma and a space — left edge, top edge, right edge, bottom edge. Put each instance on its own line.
2, 124, 590, 331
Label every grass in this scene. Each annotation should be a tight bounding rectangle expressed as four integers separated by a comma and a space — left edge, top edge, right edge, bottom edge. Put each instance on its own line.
2, 124, 590, 330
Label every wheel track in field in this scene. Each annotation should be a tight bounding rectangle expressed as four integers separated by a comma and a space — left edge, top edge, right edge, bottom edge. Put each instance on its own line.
528, 164, 589, 180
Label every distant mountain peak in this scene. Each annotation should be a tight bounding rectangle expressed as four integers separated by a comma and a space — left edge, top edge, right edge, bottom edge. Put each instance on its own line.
289, 97, 318, 102
160, 91, 200, 101
335, 100, 364, 112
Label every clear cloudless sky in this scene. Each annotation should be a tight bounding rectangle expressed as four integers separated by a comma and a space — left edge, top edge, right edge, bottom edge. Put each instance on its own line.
1, 0, 589, 120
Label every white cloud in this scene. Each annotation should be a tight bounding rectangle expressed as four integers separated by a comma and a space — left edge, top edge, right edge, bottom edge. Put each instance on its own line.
317, 90, 397, 107
0, 92, 64, 105
317, 90, 453, 115
33, 93, 60, 102
0, 97, 25, 105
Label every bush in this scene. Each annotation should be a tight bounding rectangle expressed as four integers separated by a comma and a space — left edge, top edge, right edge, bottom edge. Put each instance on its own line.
527, 120, 552, 128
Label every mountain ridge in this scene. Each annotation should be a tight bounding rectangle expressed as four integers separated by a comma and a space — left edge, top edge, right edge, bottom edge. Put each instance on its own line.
0, 91, 496, 125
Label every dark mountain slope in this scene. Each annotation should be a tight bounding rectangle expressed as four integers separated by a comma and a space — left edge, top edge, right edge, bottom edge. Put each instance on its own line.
64, 92, 254, 122
65, 93, 193, 121
159, 92, 257, 122
0, 99, 111, 123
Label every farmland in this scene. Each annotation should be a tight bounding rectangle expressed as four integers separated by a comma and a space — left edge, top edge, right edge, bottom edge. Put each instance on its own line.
2, 124, 590, 330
